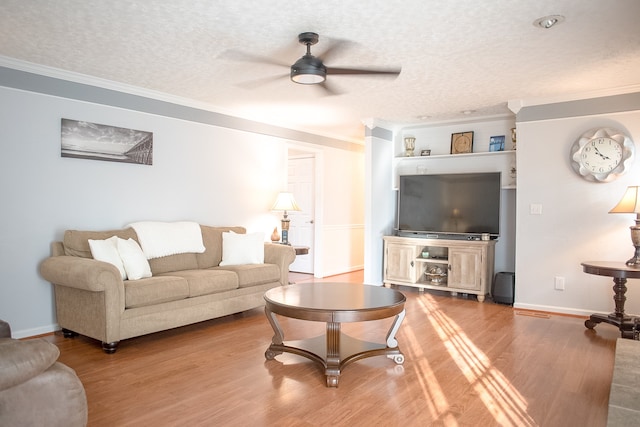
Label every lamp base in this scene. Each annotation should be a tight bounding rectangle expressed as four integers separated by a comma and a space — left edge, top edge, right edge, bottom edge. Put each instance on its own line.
628, 226, 640, 268
626, 246, 640, 267
626, 258, 640, 267
281, 217, 291, 245
281, 230, 290, 245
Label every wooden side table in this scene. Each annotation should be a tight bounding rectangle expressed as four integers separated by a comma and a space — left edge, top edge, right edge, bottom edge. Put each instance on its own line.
581, 261, 640, 339
293, 246, 309, 255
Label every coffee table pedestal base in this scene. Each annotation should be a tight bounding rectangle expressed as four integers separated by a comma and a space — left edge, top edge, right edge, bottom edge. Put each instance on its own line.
265, 309, 405, 387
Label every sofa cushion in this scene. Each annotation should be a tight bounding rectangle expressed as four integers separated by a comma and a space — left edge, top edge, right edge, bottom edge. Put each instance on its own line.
148, 253, 199, 275
158, 269, 238, 297
124, 276, 189, 309
63, 228, 137, 258
215, 264, 280, 288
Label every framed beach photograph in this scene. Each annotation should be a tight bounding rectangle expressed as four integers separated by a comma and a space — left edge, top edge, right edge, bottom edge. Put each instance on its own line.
489, 135, 506, 152
61, 119, 153, 165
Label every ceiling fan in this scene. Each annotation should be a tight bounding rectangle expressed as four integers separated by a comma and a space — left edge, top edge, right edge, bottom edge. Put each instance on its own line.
224, 32, 402, 95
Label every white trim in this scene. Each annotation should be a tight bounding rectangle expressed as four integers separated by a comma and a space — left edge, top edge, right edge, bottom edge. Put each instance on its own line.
509, 84, 640, 111
285, 142, 325, 278
322, 264, 365, 278
0, 55, 362, 144
513, 302, 597, 317
12, 323, 59, 339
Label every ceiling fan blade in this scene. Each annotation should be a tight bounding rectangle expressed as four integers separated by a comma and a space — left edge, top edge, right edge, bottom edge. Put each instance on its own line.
316, 81, 342, 96
315, 38, 351, 63
326, 66, 401, 77
237, 73, 289, 89
219, 49, 290, 68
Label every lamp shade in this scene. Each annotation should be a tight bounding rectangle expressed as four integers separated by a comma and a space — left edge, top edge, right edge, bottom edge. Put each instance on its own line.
271, 192, 301, 212
609, 186, 640, 214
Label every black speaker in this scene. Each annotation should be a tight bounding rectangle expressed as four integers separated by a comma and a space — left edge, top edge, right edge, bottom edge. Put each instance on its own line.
492, 272, 515, 305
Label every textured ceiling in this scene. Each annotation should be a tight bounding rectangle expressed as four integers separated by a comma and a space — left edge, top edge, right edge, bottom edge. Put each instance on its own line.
1, 0, 640, 142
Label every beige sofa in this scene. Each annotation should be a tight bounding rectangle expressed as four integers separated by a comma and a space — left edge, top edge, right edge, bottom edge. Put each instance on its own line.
40, 225, 296, 353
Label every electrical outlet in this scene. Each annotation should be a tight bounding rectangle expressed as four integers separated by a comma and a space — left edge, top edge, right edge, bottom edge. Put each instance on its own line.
530, 204, 543, 215
554, 276, 565, 290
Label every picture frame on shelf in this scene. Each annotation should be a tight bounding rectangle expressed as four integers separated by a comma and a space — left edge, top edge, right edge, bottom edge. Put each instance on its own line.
489, 135, 505, 152
450, 131, 474, 154
420, 149, 431, 156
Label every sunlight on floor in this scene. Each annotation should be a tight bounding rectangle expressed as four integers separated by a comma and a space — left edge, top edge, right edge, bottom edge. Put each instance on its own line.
401, 324, 458, 424
409, 294, 537, 426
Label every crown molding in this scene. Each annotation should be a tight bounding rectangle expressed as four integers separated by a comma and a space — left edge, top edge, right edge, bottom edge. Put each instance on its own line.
0, 55, 363, 145
509, 84, 640, 113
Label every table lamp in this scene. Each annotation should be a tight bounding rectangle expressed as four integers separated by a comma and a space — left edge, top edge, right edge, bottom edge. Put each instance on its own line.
271, 192, 301, 245
609, 186, 640, 267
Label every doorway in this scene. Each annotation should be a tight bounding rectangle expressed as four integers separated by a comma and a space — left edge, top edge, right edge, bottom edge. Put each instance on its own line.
287, 151, 315, 274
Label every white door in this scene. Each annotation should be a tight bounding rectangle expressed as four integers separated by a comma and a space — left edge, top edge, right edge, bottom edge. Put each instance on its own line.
288, 155, 314, 273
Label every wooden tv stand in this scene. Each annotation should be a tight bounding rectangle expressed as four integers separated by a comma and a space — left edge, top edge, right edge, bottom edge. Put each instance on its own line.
383, 235, 496, 302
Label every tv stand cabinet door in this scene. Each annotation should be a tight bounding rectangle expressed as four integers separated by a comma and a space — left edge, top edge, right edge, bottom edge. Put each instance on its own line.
384, 243, 418, 283
448, 247, 482, 290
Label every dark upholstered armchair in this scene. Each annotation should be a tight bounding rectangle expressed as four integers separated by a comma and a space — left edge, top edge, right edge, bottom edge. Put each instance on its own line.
0, 320, 87, 426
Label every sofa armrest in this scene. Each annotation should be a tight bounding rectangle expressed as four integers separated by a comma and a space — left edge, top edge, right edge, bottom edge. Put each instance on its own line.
40, 256, 123, 293
39, 256, 125, 344
0, 338, 60, 391
0, 320, 10, 338
264, 243, 296, 285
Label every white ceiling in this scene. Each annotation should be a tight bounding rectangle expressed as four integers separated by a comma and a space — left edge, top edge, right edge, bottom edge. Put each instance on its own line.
1, 0, 640, 142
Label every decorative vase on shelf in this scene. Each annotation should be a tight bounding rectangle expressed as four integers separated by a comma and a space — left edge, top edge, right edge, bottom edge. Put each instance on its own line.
270, 227, 280, 243
511, 128, 517, 150
404, 137, 416, 157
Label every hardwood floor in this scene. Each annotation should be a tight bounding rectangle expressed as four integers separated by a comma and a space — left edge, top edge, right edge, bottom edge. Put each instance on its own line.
43, 271, 618, 426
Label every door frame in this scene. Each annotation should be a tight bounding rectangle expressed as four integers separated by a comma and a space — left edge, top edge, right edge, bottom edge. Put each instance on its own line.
286, 143, 324, 278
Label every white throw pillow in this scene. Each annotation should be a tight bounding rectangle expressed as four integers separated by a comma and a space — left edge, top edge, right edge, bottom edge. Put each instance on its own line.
117, 238, 152, 280
88, 236, 127, 280
219, 231, 265, 266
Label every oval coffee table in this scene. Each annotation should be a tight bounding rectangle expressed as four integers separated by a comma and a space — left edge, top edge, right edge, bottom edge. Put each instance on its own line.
264, 282, 406, 387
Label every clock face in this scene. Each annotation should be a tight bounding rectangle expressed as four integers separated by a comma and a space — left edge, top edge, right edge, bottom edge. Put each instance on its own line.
579, 137, 623, 174
570, 127, 635, 182
455, 136, 471, 151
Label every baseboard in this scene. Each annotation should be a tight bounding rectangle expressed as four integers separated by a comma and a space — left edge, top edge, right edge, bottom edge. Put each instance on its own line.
12, 323, 59, 339
513, 302, 594, 317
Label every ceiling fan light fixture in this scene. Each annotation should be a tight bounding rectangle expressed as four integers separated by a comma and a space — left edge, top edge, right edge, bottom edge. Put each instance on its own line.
291, 56, 326, 84
291, 69, 326, 84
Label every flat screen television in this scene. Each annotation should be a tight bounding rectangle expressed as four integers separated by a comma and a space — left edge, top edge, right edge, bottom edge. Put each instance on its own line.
396, 172, 501, 238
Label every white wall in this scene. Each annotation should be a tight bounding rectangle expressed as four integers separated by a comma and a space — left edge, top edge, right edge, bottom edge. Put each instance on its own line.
515, 109, 640, 316
364, 129, 396, 285
0, 84, 365, 337
320, 147, 365, 276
